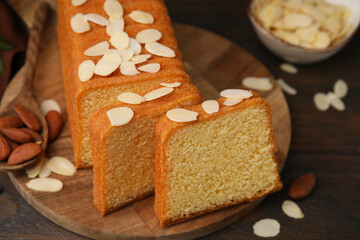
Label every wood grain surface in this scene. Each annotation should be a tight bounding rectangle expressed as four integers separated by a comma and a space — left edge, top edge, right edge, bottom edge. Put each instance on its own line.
1, 0, 359, 239
2, 6, 290, 239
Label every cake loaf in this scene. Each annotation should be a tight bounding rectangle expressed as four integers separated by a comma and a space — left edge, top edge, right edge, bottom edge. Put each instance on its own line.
57, 0, 191, 168
90, 82, 202, 215
154, 90, 283, 226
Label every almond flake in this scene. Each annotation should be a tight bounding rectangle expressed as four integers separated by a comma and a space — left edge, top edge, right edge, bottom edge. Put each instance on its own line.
327, 92, 345, 111
118, 49, 134, 61
160, 82, 181, 88
166, 108, 198, 122
78, 60, 95, 82
284, 13, 313, 28
106, 18, 124, 36
47, 156, 76, 176
117, 92, 145, 104
70, 13, 90, 33
143, 87, 173, 101
95, 52, 121, 76
202, 100, 219, 114
129, 10, 154, 24
145, 42, 175, 57
138, 63, 160, 73
280, 63, 298, 74
282, 200, 305, 219
26, 158, 45, 178
128, 38, 142, 55
107, 107, 134, 126
109, 31, 129, 50
84, 41, 109, 56
120, 61, 140, 75
220, 89, 253, 100
130, 54, 151, 64
242, 77, 273, 91
39, 164, 51, 178
253, 219, 280, 238
313, 31, 331, 49
72, 0, 87, 6
223, 98, 242, 106
84, 13, 109, 26
26, 178, 63, 192
314, 92, 330, 111
104, 0, 123, 19
277, 79, 297, 95
136, 29, 162, 43
333, 79, 348, 98
41, 100, 61, 115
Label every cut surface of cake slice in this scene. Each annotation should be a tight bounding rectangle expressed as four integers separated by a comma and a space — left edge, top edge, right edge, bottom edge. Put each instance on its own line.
90, 83, 202, 215
154, 90, 282, 226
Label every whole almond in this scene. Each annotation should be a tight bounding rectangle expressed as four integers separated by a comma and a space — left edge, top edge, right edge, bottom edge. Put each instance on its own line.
7, 143, 42, 165
0, 116, 23, 129
21, 128, 43, 145
14, 104, 42, 132
288, 173, 316, 199
0, 134, 11, 161
5, 137, 19, 151
1, 127, 33, 144
46, 110, 62, 142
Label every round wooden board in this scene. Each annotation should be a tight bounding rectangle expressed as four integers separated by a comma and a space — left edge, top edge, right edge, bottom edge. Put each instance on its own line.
5, 11, 291, 240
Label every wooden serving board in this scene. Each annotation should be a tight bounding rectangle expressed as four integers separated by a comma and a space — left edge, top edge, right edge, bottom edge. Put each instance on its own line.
4, 10, 291, 240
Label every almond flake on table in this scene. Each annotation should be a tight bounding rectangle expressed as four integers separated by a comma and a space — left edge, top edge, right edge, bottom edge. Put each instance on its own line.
282, 200, 305, 219
70, 13, 90, 33
327, 92, 345, 111
145, 42, 175, 57
242, 77, 273, 91
39, 164, 51, 178
26, 178, 63, 192
84, 13, 109, 26
118, 49, 134, 61
130, 54, 151, 64
160, 82, 181, 88
110, 31, 129, 50
223, 98, 242, 106
253, 218, 280, 238
78, 60, 95, 82
120, 62, 140, 75
202, 100, 219, 114
47, 156, 76, 176
280, 63, 298, 74
138, 63, 160, 73
128, 38, 142, 55
277, 79, 297, 95
314, 92, 330, 111
117, 92, 145, 104
333, 79, 348, 98
143, 87, 173, 101
106, 18, 124, 36
72, 0, 87, 6
136, 29, 162, 43
41, 99, 61, 115
95, 52, 121, 76
107, 107, 134, 126
129, 10, 154, 24
284, 13, 313, 28
220, 89, 253, 100
166, 108, 198, 122
84, 41, 109, 56
104, 0, 123, 19
26, 157, 44, 178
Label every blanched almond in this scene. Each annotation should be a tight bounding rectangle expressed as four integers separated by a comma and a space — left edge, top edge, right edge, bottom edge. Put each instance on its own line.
333, 79, 348, 98
26, 178, 63, 192
166, 108, 198, 122
253, 219, 280, 237
277, 79, 297, 95
72, 0, 87, 6
107, 107, 134, 126
282, 200, 304, 219
120, 62, 140, 75
313, 31, 331, 49
95, 52, 121, 76
118, 49, 134, 61
201, 100, 219, 114
117, 92, 145, 104
70, 13, 90, 33
242, 77, 273, 91
78, 60, 95, 82
130, 54, 151, 64
106, 18, 124, 36
128, 38, 142, 55
327, 92, 345, 111
40, 100, 61, 115
160, 82, 181, 88
47, 156, 76, 176
136, 29, 162, 43
109, 31, 129, 50
26, 157, 45, 178
280, 63, 298, 74
223, 98, 242, 106
314, 92, 330, 111
39, 164, 51, 178
143, 87, 173, 101
84, 13, 108, 26
220, 89, 253, 100
84, 41, 109, 56
284, 13, 312, 28
137, 63, 160, 73
104, 0, 123, 19
129, 10, 154, 24
145, 42, 175, 57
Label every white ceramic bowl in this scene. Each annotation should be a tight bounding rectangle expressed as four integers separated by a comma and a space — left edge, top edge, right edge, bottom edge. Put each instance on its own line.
248, 0, 360, 64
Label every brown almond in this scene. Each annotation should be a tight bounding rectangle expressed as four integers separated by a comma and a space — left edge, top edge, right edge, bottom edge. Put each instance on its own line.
1, 127, 33, 144
0, 116, 23, 129
288, 173, 316, 199
46, 110, 63, 142
0, 134, 11, 161
7, 143, 42, 165
21, 128, 43, 145
14, 104, 42, 132
5, 137, 19, 152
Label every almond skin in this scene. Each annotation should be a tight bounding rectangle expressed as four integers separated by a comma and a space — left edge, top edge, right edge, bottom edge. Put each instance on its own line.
0, 116, 23, 129
0, 134, 11, 161
7, 143, 42, 165
288, 173, 316, 199
21, 128, 43, 145
5, 137, 19, 151
1, 127, 33, 144
14, 104, 42, 132
46, 110, 62, 142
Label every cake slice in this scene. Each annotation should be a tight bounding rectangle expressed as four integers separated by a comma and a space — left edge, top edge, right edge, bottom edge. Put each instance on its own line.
154, 90, 282, 226
90, 82, 202, 215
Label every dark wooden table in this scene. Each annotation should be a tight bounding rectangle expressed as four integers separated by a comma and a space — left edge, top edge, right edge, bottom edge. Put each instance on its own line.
1, 0, 359, 239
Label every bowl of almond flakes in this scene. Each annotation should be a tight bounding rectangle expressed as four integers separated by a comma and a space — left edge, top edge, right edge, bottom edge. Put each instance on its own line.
248, 0, 360, 64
